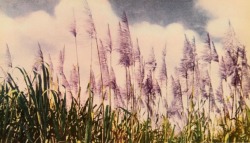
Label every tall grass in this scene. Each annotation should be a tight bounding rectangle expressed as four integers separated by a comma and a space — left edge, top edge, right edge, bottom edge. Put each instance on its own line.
0, 63, 250, 142
0, 64, 175, 142
1, 3, 250, 142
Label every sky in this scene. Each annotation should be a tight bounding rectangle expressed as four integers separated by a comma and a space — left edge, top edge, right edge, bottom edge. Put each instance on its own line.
109, 0, 210, 35
0, 0, 250, 96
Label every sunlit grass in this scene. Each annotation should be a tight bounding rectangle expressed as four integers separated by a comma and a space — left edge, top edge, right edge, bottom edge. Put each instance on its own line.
0, 63, 250, 142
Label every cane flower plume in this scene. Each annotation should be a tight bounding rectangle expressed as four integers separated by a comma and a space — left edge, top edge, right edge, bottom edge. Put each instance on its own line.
32, 43, 44, 73
117, 12, 133, 67
5, 45, 12, 69
159, 47, 168, 84
84, 0, 96, 39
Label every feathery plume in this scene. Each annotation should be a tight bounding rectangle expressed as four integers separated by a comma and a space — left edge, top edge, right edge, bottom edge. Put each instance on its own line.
90, 68, 96, 92
192, 37, 197, 54
37, 43, 44, 63
208, 79, 219, 113
144, 72, 155, 117
48, 54, 54, 74
99, 40, 110, 86
5, 45, 12, 68
55, 46, 71, 98
153, 79, 161, 96
211, 42, 219, 62
231, 67, 240, 87
70, 10, 77, 37
170, 76, 184, 113
144, 72, 154, 96
216, 80, 229, 115
202, 33, 219, 63
134, 38, 141, 62
183, 35, 192, 57
33, 43, 44, 73
226, 85, 234, 114
203, 70, 211, 86
146, 47, 157, 71
162, 45, 167, 57
70, 65, 79, 95
192, 60, 202, 102
241, 49, 250, 98
202, 33, 212, 63
106, 24, 112, 53
219, 57, 228, 81
109, 67, 117, 90
179, 35, 195, 78
113, 87, 125, 108
223, 23, 241, 53
239, 46, 248, 66
60, 72, 71, 92
60, 73, 73, 108
199, 71, 210, 99
216, 80, 224, 104
159, 47, 167, 84
96, 78, 103, 98
136, 57, 145, 88
183, 35, 195, 69
220, 52, 235, 80
99, 39, 108, 63
58, 47, 65, 75
200, 83, 208, 99
83, 0, 96, 39
109, 67, 121, 108
226, 48, 238, 66
179, 60, 189, 79
117, 12, 133, 67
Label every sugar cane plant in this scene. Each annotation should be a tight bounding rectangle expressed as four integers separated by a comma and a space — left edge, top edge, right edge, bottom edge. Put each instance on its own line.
1, 2, 250, 142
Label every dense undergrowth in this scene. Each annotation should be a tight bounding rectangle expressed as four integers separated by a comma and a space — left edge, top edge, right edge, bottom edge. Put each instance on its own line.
0, 64, 250, 142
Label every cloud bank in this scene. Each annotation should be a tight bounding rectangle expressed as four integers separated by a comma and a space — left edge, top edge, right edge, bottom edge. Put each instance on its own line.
0, 0, 249, 99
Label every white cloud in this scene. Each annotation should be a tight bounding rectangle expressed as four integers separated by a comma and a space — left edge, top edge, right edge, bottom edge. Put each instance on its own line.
197, 0, 250, 56
0, 0, 204, 104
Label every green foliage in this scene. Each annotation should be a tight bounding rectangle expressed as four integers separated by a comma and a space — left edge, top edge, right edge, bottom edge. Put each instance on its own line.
0, 64, 250, 142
